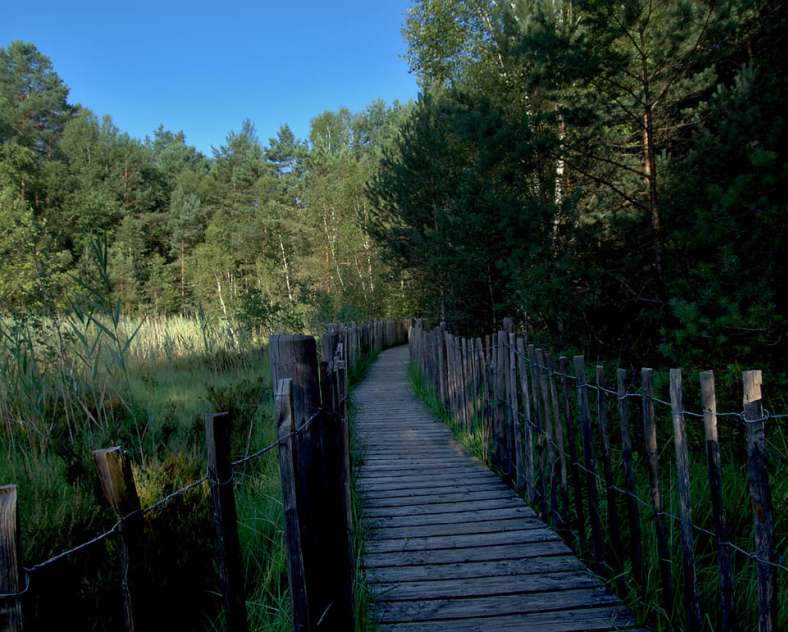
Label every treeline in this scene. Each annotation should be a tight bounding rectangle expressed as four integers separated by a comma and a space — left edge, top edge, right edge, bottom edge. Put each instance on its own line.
369, 0, 788, 371
0, 41, 409, 330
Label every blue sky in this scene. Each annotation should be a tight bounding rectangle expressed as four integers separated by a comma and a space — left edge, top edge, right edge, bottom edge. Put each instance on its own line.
2, 1, 419, 154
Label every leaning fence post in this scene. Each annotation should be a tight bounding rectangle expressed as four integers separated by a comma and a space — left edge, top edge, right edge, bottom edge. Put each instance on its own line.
700, 370, 737, 632
93, 447, 143, 632
0, 485, 23, 632
743, 370, 777, 632
669, 369, 701, 632
205, 413, 249, 632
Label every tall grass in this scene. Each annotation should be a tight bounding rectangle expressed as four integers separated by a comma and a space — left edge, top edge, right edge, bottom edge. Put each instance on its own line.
408, 363, 787, 631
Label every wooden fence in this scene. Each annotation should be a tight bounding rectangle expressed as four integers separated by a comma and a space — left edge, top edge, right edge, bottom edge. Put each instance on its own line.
409, 318, 783, 632
0, 318, 409, 632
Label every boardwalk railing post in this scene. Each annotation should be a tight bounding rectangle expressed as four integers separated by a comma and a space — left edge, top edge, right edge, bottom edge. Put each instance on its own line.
205, 412, 249, 632
276, 378, 309, 632
270, 334, 354, 631
743, 370, 777, 632
669, 369, 701, 631
617, 368, 642, 586
700, 370, 737, 632
0, 485, 23, 632
93, 447, 143, 632
595, 365, 622, 569
641, 368, 673, 616
574, 356, 604, 573
560, 356, 585, 555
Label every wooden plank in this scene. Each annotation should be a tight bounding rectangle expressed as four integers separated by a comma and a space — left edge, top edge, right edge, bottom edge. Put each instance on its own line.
370, 571, 599, 601
366, 555, 584, 583
363, 541, 572, 568
371, 587, 619, 623
365, 506, 536, 530
360, 481, 506, 500
376, 607, 636, 632
367, 517, 546, 540
364, 528, 561, 554
363, 489, 519, 509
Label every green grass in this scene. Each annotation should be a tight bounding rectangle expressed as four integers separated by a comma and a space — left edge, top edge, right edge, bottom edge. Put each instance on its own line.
408, 362, 787, 632
1, 310, 386, 630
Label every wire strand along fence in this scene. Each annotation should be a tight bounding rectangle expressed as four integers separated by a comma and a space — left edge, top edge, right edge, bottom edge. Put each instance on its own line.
409, 318, 785, 632
0, 319, 409, 632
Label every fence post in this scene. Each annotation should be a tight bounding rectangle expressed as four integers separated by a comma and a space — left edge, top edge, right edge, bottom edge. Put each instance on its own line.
93, 447, 143, 632
700, 370, 737, 632
546, 353, 569, 539
270, 335, 354, 631
617, 368, 642, 586
743, 370, 777, 632
0, 485, 23, 632
669, 369, 701, 631
205, 413, 249, 632
276, 378, 309, 632
528, 345, 547, 520
595, 365, 623, 568
536, 349, 557, 527
560, 356, 585, 555
574, 356, 604, 573
641, 368, 673, 615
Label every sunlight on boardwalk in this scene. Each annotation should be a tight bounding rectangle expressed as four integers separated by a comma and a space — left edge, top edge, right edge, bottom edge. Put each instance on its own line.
353, 345, 645, 632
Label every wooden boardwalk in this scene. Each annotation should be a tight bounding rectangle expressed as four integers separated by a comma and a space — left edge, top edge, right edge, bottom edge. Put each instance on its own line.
354, 345, 644, 631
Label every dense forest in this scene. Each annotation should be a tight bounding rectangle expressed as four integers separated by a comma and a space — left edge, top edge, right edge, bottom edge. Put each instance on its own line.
369, 0, 788, 373
0, 40, 410, 331
3, 1, 788, 374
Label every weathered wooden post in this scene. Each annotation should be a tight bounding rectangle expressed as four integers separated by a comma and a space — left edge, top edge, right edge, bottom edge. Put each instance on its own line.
276, 378, 309, 632
546, 353, 569, 539
0, 485, 23, 632
517, 340, 535, 506
93, 447, 143, 632
743, 370, 777, 632
595, 365, 622, 566
641, 368, 673, 615
537, 349, 557, 527
574, 356, 603, 572
617, 368, 642, 586
205, 413, 249, 632
669, 369, 701, 632
270, 335, 354, 631
700, 370, 737, 632
560, 356, 586, 554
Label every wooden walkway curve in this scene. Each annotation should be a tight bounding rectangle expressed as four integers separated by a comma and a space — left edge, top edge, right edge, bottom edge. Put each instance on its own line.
354, 345, 644, 631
